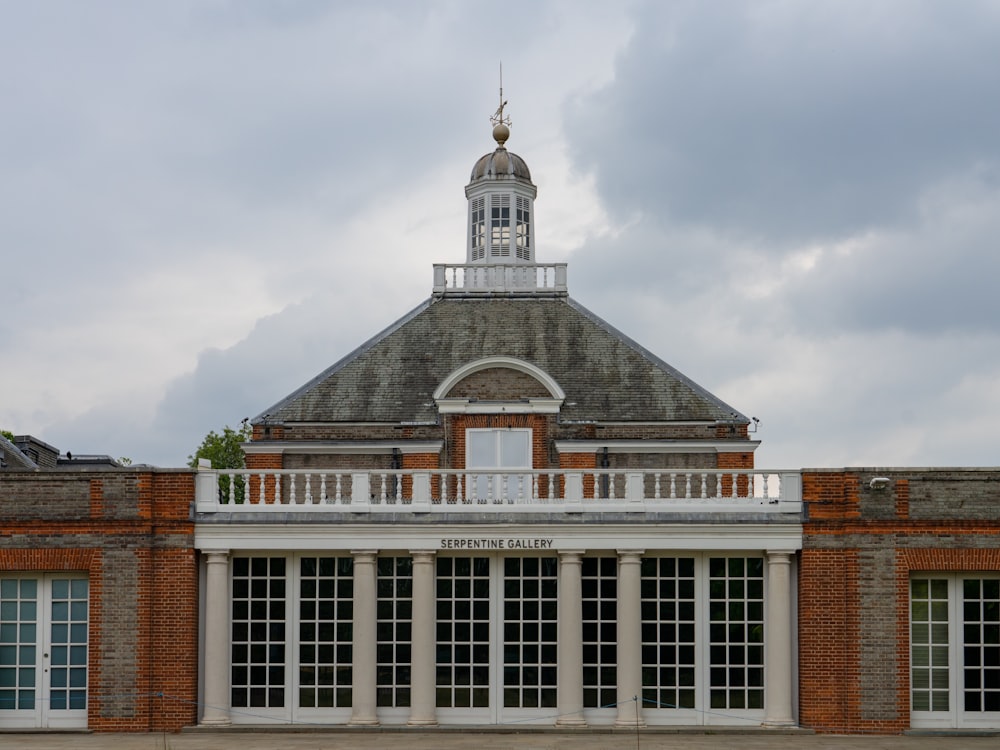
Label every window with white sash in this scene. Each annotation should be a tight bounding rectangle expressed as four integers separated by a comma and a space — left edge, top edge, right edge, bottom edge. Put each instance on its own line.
465, 428, 532, 501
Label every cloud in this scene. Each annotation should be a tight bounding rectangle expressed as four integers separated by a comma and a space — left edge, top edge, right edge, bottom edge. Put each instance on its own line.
569, 1, 1000, 245
4, 1, 999, 472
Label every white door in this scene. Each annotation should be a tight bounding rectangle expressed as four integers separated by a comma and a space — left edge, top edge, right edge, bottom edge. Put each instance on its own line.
911, 575, 1000, 729
434, 554, 558, 726
0, 575, 89, 729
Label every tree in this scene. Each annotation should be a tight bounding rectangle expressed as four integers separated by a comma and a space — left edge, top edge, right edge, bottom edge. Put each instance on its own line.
188, 421, 252, 469
1, 429, 15, 442
189, 421, 253, 502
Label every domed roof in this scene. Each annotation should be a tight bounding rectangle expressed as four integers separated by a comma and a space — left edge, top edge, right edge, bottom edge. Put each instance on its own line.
469, 121, 533, 183
469, 147, 532, 182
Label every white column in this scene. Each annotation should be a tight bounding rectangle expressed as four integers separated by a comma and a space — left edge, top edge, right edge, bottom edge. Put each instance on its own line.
408, 550, 438, 726
763, 550, 796, 726
201, 550, 231, 726
350, 550, 379, 725
615, 549, 646, 727
556, 550, 587, 727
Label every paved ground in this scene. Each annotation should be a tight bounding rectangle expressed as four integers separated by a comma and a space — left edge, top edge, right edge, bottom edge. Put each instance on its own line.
2, 730, 1000, 750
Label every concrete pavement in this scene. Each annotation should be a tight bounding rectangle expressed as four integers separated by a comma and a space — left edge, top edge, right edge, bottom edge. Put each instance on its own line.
2, 730, 1000, 750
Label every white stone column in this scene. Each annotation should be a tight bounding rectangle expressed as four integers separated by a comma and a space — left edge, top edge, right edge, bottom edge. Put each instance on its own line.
763, 550, 796, 726
615, 549, 646, 727
408, 550, 438, 726
556, 550, 587, 726
350, 550, 379, 726
201, 550, 232, 726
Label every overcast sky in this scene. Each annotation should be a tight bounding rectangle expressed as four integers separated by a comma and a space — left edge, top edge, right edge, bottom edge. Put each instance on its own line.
3, 0, 999, 469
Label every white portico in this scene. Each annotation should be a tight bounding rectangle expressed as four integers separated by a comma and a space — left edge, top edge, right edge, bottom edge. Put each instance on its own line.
194, 106, 802, 730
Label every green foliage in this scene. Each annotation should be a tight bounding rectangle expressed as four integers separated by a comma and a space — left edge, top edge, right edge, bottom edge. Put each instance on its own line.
189, 422, 253, 503
188, 422, 252, 469
1, 429, 15, 443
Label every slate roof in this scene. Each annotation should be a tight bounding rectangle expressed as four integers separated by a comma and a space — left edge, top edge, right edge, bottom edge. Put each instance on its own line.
0, 435, 38, 470
255, 296, 747, 425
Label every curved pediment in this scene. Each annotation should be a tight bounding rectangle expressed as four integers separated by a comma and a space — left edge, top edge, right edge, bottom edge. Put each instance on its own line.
434, 356, 565, 402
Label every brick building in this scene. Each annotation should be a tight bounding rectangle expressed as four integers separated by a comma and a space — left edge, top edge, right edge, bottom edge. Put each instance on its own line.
1, 114, 998, 733
0, 463, 197, 730
190, 116, 798, 729
799, 469, 1000, 732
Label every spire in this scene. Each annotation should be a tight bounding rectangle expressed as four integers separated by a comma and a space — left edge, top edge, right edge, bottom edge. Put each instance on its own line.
465, 69, 537, 265
491, 62, 511, 149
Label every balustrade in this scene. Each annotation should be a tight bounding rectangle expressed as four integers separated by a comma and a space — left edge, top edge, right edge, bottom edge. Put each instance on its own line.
195, 467, 801, 515
432, 263, 568, 295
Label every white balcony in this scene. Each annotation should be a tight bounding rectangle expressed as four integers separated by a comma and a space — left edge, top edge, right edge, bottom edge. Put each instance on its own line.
195, 467, 802, 515
432, 263, 568, 295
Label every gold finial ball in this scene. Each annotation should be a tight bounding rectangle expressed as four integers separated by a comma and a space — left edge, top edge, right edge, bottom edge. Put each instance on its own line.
493, 122, 510, 148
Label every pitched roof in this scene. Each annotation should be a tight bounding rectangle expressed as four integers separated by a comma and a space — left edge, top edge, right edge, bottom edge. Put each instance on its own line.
255, 296, 746, 425
0, 435, 38, 470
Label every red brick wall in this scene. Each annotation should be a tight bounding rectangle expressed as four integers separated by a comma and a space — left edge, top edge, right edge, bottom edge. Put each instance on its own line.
0, 470, 197, 732
717, 451, 754, 495
799, 469, 1000, 734
559, 451, 597, 497
245, 452, 283, 501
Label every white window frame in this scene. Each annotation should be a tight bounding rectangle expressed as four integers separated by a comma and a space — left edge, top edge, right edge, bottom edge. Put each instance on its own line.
465, 428, 533, 502
910, 573, 1000, 729
0, 574, 89, 730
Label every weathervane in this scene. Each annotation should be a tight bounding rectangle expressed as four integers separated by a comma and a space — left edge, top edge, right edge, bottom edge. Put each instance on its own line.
490, 61, 511, 129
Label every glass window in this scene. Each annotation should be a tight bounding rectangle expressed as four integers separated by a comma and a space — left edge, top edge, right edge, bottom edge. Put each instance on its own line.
465, 428, 532, 502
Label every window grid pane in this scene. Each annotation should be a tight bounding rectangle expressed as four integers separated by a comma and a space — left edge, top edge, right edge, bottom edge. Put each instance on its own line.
708, 557, 764, 710
48, 578, 87, 712
298, 557, 353, 709
231, 557, 287, 709
962, 577, 1000, 713
436, 557, 490, 708
503, 557, 558, 709
0, 578, 39, 711
377, 556, 412, 708
582, 557, 617, 708
911, 577, 950, 712
641, 557, 697, 710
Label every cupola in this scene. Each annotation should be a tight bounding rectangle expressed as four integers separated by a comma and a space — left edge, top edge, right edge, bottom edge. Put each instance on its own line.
464, 102, 537, 265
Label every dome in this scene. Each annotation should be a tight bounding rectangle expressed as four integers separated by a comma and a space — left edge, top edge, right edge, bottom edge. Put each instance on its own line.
469, 147, 532, 182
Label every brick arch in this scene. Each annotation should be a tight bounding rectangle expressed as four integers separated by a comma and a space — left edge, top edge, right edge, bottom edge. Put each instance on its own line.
433, 356, 564, 401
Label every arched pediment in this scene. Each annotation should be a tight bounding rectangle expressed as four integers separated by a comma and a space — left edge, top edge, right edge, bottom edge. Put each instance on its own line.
434, 356, 565, 414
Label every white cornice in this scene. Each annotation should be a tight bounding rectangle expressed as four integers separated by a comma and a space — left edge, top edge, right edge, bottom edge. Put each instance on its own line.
195, 522, 801, 553
242, 441, 442, 456
436, 398, 563, 415
554, 440, 761, 454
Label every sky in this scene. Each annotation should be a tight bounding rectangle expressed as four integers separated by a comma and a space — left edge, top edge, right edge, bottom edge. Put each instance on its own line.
3, 0, 1000, 470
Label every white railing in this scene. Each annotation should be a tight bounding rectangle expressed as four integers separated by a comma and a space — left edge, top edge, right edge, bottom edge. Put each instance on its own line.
432, 263, 568, 295
195, 468, 801, 514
